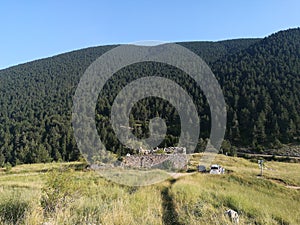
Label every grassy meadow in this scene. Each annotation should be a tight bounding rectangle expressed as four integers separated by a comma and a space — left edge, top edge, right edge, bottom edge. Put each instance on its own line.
0, 155, 299, 225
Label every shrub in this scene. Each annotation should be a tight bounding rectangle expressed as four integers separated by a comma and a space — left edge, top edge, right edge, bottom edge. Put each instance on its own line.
4, 163, 12, 173
41, 169, 80, 215
0, 192, 31, 225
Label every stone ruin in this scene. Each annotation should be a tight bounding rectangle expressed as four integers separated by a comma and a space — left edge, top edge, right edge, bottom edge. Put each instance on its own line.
122, 147, 188, 170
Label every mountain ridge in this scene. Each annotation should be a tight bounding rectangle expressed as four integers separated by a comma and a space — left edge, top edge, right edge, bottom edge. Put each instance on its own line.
0, 38, 261, 72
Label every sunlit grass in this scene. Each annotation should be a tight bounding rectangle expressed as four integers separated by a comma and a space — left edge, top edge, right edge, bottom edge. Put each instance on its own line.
171, 154, 300, 224
98, 168, 171, 186
0, 156, 299, 224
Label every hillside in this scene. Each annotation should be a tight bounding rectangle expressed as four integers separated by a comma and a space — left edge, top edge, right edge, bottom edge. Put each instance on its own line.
214, 28, 300, 148
178, 38, 260, 64
0, 28, 300, 165
0, 155, 299, 224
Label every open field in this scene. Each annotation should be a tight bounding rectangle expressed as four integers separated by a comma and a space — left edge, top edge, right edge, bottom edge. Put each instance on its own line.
0, 155, 299, 225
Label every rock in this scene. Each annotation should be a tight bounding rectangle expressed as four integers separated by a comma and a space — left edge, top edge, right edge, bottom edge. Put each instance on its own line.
225, 209, 239, 224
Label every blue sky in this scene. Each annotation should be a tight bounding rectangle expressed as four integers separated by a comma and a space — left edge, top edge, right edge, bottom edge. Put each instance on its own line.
0, 0, 299, 69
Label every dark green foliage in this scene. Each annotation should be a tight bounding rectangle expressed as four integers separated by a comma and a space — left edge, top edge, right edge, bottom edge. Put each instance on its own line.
0, 192, 31, 224
179, 38, 260, 65
214, 28, 300, 147
0, 46, 116, 165
0, 28, 300, 164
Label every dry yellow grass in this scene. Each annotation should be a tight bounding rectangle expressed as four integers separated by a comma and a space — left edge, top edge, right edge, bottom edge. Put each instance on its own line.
0, 155, 299, 224
173, 154, 300, 224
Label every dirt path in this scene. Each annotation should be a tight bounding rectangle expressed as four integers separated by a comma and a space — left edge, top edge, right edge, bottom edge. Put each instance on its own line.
285, 185, 300, 190
169, 172, 196, 179
266, 177, 300, 190
237, 152, 300, 160
160, 172, 198, 224
161, 179, 183, 225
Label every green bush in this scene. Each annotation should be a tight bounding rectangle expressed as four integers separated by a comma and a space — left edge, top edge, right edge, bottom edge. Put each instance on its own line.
41, 169, 80, 214
0, 192, 31, 225
4, 162, 12, 173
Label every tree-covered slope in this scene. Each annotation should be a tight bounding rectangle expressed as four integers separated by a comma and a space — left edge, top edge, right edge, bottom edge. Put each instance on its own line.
213, 28, 300, 148
178, 38, 260, 64
0, 45, 117, 165
0, 28, 299, 165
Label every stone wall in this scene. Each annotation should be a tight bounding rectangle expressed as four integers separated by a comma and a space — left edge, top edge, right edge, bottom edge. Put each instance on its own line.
122, 154, 187, 170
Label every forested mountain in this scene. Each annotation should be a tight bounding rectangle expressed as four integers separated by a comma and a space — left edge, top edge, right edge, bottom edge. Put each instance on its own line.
215, 28, 300, 148
0, 28, 299, 166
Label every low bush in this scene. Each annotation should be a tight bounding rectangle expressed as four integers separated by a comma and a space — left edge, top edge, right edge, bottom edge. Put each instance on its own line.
0, 191, 31, 225
41, 169, 80, 215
